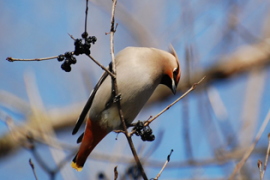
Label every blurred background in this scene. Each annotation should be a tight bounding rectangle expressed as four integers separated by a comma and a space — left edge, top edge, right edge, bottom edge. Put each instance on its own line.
1, 0, 270, 179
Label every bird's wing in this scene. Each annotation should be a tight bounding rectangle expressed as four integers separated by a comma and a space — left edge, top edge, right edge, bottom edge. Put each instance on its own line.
72, 65, 111, 135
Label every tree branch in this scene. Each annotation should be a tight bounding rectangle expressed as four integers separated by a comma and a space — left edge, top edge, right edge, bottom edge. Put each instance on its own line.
153, 149, 173, 180
29, 159, 39, 180
114, 166, 118, 180
229, 109, 270, 179
6, 56, 58, 62
260, 133, 270, 179
109, 0, 148, 179
130, 76, 205, 136
86, 54, 116, 78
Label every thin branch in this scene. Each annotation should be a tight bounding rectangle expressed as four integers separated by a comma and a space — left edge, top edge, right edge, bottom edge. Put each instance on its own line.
153, 149, 173, 180
86, 54, 116, 78
68, 33, 76, 40
114, 130, 125, 134
84, 0, 89, 35
31, 147, 53, 175
67, 32, 117, 79
85, 146, 268, 169
229, 109, 270, 180
258, 160, 263, 180
114, 166, 118, 180
29, 159, 39, 180
109, 0, 148, 180
3, 112, 268, 170
130, 76, 205, 136
261, 133, 270, 179
6, 56, 58, 62
146, 76, 205, 126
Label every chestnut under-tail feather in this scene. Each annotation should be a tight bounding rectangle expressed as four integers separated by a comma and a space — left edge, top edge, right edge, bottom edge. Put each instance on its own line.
71, 118, 108, 171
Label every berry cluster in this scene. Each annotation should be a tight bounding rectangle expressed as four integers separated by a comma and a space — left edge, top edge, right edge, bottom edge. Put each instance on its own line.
57, 52, 77, 72
74, 33, 97, 56
133, 121, 155, 141
57, 32, 97, 72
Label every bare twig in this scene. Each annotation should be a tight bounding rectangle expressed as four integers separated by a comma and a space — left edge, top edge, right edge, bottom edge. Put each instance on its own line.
86, 54, 116, 79
6, 56, 58, 62
114, 130, 125, 134
29, 159, 39, 180
146, 76, 205, 126
105, 23, 118, 35
68, 33, 76, 40
114, 166, 118, 180
109, 0, 147, 180
30, 144, 78, 179
129, 76, 205, 137
153, 149, 173, 180
31, 146, 53, 175
258, 160, 263, 180
130, 76, 205, 136
85, 146, 268, 168
261, 133, 270, 179
67, 32, 117, 79
229, 109, 270, 180
84, 0, 89, 35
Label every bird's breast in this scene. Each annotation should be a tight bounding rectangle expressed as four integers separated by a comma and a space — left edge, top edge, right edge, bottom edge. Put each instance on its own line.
90, 71, 159, 130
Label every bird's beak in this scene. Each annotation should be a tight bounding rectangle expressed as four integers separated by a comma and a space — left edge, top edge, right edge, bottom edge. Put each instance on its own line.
171, 79, 177, 94
171, 69, 179, 94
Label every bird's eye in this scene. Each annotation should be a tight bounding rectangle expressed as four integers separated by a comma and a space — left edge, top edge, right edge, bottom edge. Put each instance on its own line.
173, 67, 179, 82
173, 68, 179, 76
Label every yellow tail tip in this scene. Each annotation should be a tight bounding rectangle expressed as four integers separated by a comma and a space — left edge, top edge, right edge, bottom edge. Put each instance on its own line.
71, 161, 83, 172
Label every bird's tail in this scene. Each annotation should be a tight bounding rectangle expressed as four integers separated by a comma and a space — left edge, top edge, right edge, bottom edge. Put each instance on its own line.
71, 118, 108, 171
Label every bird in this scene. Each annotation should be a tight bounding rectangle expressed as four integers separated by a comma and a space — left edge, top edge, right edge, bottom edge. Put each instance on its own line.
71, 46, 181, 171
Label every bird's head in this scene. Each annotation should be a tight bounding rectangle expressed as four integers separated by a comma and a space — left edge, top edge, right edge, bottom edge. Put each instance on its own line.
160, 45, 181, 94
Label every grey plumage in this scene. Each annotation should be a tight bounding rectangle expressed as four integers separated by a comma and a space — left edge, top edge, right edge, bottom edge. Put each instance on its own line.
71, 46, 181, 171
89, 47, 179, 130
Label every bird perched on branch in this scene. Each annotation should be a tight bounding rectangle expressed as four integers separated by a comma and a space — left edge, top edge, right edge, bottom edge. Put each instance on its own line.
71, 46, 181, 171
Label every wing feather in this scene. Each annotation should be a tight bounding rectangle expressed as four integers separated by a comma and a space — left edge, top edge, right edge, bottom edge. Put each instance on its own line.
72, 65, 111, 135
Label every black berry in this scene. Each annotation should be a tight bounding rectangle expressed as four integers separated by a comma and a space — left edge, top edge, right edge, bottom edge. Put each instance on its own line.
70, 56, 77, 64
84, 49, 90, 55
84, 42, 91, 49
81, 32, 88, 39
64, 51, 72, 58
141, 134, 146, 141
91, 36, 97, 44
61, 63, 71, 72
146, 134, 155, 141
65, 58, 71, 65
57, 54, 65, 61
74, 39, 82, 46
144, 127, 152, 136
137, 121, 144, 130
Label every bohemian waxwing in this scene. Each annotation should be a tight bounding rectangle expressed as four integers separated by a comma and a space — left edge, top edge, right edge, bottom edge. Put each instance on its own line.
71, 46, 181, 171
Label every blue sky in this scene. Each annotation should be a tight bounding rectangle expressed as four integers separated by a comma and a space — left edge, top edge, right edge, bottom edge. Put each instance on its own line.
1, 0, 270, 179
